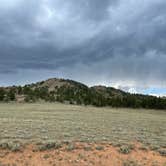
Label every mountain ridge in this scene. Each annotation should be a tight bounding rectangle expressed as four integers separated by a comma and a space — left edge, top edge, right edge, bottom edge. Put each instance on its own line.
0, 78, 166, 109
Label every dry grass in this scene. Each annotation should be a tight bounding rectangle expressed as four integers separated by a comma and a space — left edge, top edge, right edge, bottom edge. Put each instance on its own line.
0, 103, 165, 150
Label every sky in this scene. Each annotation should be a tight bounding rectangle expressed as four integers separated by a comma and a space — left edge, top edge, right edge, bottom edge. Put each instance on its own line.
0, 0, 166, 96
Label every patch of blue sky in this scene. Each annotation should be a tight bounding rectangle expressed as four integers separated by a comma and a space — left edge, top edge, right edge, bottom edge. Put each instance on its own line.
143, 88, 166, 97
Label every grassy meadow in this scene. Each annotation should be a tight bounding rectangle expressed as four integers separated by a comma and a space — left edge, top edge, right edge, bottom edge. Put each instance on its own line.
0, 103, 166, 149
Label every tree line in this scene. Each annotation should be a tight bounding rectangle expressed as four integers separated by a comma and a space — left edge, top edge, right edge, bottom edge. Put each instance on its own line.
0, 85, 166, 110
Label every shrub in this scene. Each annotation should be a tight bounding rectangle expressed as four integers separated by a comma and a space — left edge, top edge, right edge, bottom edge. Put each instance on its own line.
150, 145, 160, 151
119, 145, 132, 154
84, 146, 92, 151
0, 142, 21, 152
43, 154, 50, 159
158, 149, 166, 156
0, 89, 5, 101
10, 143, 22, 152
139, 145, 148, 151
66, 143, 75, 151
95, 146, 104, 151
123, 159, 140, 166
38, 142, 62, 151
7, 89, 16, 101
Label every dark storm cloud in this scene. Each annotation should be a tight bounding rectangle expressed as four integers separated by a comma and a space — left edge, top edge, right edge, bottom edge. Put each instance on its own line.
0, 0, 166, 89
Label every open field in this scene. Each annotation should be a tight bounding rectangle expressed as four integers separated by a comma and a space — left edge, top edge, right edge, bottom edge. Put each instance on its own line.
0, 103, 166, 165
0, 103, 166, 146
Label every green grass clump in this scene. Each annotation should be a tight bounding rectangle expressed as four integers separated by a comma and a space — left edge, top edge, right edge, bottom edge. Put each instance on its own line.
43, 154, 50, 159
95, 146, 104, 151
84, 146, 92, 151
0, 142, 9, 149
150, 145, 160, 151
158, 149, 166, 156
66, 143, 76, 151
138, 145, 149, 151
0, 142, 22, 152
10, 143, 22, 152
37, 142, 62, 151
119, 145, 134, 154
122, 159, 140, 166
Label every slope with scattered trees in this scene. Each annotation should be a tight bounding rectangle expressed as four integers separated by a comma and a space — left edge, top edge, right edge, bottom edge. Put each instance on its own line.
0, 78, 166, 110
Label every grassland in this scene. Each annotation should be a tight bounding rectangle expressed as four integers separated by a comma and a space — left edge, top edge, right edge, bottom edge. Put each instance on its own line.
0, 103, 166, 166
0, 103, 165, 149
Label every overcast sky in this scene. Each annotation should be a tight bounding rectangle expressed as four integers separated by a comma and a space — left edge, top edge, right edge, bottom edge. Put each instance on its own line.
0, 0, 166, 96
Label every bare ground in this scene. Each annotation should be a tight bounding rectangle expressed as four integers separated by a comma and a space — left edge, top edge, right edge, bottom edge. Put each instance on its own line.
0, 142, 166, 166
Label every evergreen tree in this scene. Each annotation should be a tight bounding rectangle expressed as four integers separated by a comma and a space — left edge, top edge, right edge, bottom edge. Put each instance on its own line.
0, 88, 5, 101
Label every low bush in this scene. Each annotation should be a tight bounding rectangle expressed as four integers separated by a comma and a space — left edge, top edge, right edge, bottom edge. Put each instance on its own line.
158, 149, 166, 156
38, 142, 62, 151
119, 145, 133, 154
95, 146, 104, 151
123, 159, 141, 166
66, 143, 76, 151
0, 142, 22, 152
84, 146, 93, 151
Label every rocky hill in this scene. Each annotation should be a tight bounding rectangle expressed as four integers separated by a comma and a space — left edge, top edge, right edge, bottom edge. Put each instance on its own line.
0, 78, 166, 109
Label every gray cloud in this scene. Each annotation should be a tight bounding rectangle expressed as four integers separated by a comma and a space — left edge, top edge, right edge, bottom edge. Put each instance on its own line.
0, 0, 166, 91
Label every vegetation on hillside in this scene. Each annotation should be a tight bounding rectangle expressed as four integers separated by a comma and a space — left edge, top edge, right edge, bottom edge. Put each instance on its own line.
0, 78, 166, 109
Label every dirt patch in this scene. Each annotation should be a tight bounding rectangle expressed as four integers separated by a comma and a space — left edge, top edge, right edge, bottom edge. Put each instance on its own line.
0, 142, 165, 166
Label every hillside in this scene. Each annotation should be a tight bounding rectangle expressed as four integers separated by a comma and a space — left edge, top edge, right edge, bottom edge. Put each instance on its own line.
0, 78, 166, 109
